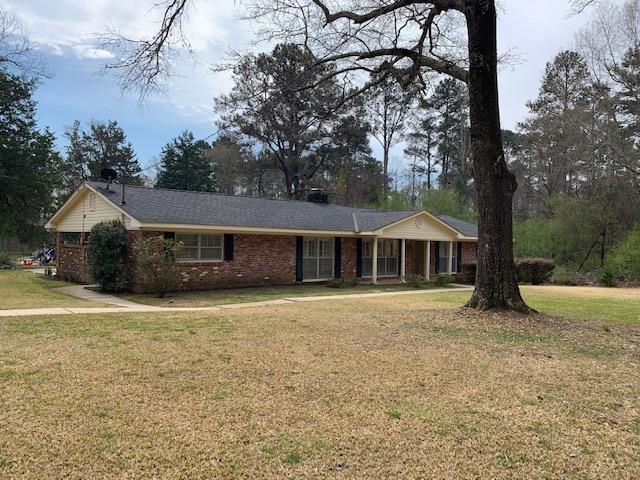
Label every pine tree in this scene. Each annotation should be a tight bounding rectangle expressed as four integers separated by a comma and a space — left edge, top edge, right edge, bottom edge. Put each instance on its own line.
83, 121, 143, 185
0, 71, 61, 244
155, 131, 214, 191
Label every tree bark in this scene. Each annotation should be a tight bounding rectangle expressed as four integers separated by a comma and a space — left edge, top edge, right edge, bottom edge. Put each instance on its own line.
463, 0, 531, 312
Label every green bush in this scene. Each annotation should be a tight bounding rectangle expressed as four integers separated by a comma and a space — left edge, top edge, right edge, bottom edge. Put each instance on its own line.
86, 220, 129, 292
603, 226, 640, 282
430, 273, 454, 286
132, 236, 183, 297
326, 276, 359, 288
405, 273, 427, 288
598, 267, 617, 288
551, 266, 578, 285
515, 258, 555, 285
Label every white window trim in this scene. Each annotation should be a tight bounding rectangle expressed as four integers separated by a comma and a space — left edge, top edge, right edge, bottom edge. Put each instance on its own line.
174, 233, 224, 263
302, 237, 334, 282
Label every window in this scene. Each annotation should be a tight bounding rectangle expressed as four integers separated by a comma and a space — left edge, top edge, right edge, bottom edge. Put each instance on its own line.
62, 232, 81, 245
175, 233, 222, 261
362, 239, 399, 277
303, 237, 333, 280
88, 192, 96, 211
437, 242, 458, 273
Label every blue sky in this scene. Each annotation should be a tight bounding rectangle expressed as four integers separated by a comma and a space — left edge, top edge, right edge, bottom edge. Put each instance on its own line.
6, 0, 593, 173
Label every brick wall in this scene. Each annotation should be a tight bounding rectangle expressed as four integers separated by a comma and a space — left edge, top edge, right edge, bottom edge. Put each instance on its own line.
55, 232, 92, 284
341, 237, 357, 278
129, 231, 297, 293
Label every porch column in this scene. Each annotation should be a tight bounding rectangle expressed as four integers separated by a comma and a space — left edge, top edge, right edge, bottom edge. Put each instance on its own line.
372, 236, 378, 285
400, 239, 406, 282
448, 241, 454, 274
425, 240, 431, 280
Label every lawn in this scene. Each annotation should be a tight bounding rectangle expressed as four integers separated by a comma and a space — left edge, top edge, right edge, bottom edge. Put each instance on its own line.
0, 294, 638, 478
425, 285, 640, 325
0, 270, 99, 309
120, 282, 452, 307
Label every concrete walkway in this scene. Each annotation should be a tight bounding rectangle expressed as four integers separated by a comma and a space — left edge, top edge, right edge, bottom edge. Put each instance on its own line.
0, 286, 473, 317
52, 285, 144, 307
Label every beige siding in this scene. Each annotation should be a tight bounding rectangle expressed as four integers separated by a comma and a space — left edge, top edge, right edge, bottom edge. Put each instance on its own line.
379, 212, 457, 241
55, 191, 122, 232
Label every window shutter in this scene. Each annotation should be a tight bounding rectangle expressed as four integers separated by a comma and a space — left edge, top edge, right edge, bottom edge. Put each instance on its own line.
457, 242, 462, 272
356, 238, 363, 278
163, 232, 175, 241
295, 236, 304, 282
434, 241, 440, 273
334, 237, 342, 278
224, 234, 234, 261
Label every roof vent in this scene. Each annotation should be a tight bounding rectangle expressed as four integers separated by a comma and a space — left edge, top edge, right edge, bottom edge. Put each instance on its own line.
307, 189, 328, 204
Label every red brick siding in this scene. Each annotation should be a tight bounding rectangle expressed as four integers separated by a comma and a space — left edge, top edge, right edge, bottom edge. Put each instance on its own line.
129, 232, 296, 292
340, 237, 357, 278
461, 241, 476, 263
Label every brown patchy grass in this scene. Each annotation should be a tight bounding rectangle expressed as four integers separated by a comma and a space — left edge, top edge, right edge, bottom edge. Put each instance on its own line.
0, 270, 99, 309
120, 282, 448, 307
0, 296, 638, 478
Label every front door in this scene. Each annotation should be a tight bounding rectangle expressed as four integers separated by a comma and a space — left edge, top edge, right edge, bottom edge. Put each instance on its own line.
412, 241, 425, 276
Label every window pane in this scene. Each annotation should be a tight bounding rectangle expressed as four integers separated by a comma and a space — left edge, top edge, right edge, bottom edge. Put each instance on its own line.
363, 240, 372, 257
319, 239, 331, 258
303, 258, 318, 279
200, 247, 222, 260
362, 258, 372, 277
201, 235, 221, 248
177, 234, 198, 247
438, 257, 448, 272
63, 232, 81, 245
386, 257, 397, 275
177, 247, 198, 260
319, 258, 333, 278
304, 239, 316, 258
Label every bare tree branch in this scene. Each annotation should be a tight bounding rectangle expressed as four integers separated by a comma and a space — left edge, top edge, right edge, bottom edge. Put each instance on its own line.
99, 0, 192, 100
0, 5, 49, 78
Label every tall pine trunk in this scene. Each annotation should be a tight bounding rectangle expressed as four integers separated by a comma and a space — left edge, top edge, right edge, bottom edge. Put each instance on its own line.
464, 0, 530, 311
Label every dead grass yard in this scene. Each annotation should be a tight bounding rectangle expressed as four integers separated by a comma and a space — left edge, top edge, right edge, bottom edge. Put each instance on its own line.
0, 295, 639, 478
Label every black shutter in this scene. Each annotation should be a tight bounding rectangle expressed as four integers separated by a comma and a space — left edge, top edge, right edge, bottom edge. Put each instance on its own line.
224, 234, 234, 261
163, 232, 175, 241
334, 237, 342, 278
295, 236, 304, 282
457, 242, 462, 272
434, 241, 440, 274
356, 238, 363, 278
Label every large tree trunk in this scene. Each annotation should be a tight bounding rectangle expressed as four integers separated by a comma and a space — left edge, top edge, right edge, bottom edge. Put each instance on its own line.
464, 0, 531, 312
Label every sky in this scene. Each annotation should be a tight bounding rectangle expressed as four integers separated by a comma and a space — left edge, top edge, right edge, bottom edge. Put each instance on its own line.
4, 0, 595, 172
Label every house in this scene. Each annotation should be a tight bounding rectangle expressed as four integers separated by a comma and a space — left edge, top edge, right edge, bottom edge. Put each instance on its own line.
46, 182, 478, 292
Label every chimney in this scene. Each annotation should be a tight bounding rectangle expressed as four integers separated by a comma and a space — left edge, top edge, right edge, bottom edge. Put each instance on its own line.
306, 188, 329, 204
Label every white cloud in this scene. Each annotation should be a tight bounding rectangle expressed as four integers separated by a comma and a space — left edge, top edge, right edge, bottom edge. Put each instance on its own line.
72, 45, 115, 60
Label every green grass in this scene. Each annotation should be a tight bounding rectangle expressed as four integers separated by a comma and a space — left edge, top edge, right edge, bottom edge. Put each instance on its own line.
424, 286, 640, 325
0, 270, 99, 309
120, 282, 450, 307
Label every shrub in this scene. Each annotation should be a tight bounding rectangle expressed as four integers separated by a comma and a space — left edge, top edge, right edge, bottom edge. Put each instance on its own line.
430, 273, 454, 286
458, 261, 477, 284
132, 236, 183, 297
603, 227, 640, 282
515, 258, 555, 285
86, 220, 129, 292
598, 267, 618, 288
550, 266, 578, 285
326, 276, 359, 288
405, 273, 427, 288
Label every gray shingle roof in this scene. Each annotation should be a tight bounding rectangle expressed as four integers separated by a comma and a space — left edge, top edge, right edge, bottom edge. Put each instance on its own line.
88, 181, 477, 237
436, 214, 478, 238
